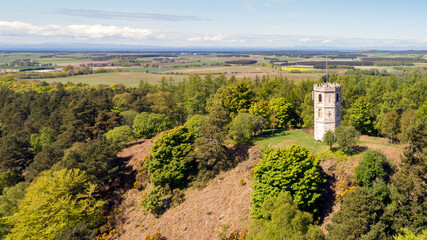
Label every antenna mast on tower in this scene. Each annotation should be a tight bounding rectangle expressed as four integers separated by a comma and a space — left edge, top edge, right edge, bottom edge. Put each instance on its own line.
325, 55, 328, 83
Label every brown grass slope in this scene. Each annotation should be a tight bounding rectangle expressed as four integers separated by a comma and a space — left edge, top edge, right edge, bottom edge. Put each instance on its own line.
113, 140, 261, 240
112, 134, 404, 239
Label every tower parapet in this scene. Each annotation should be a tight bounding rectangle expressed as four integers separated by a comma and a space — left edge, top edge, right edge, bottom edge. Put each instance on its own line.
313, 83, 341, 141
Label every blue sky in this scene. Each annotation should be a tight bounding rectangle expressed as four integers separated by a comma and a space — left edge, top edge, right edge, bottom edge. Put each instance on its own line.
1, 0, 427, 49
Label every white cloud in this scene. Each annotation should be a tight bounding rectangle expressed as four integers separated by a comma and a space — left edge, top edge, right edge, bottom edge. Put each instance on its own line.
0, 21, 156, 39
0, 21, 426, 49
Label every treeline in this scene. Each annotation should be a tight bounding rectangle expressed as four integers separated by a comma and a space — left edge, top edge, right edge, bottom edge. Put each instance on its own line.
16, 65, 115, 79
91, 54, 177, 61
290, 57, 425, 69
218, 54, 250, 57
290, 60, 374, 68
225, 59, 258, 65
218, 51, 365, 58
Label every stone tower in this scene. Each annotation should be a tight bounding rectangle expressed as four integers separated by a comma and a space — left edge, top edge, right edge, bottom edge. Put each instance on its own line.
313, 83, 341, 141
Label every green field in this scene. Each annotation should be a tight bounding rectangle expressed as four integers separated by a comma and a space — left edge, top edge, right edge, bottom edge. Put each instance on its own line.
38, 72, 188, 87
0, 52, 90, 64
254, 128, 404, 168
254, 129, 328, 154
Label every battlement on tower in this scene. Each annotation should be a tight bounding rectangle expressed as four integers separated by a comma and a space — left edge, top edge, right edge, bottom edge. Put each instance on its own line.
313, 83, 341, 92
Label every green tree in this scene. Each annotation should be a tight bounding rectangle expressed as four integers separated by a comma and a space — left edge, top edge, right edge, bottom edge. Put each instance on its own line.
381, 110, 400, 143
220, 81, 255, 114
105, 125, 134, 146
0, 182, 29, 238
301, 93, 314, 128
386, 146, 427, 235
323, 130, 335, 150
184, 114, 208, 137
89, 110, 122, 138
112, 92, 132, 111
326, 187, 387, 240
269, 97, 295, 129
335, 125, 360, 153
120, 109, 139, 126
182, 74, 218, 116
145, 126, 195, 189
399, 110, 418, 144
251, 145, 324, 218
394, 229, 427, 240
355, 150, 388, 188
185, 110, 232, 184
249, 99, 271, 125
0, 170, 21, 194
229, 112, 266, 141
133, 112, 171, 138
0, 133, 33, 171
6, 169, 104, 240
57, 137, 122, 186
249, 192, 324, 240
25, 144, 64, 181
416, 101, 427, 122
146, 91, 183, 123
29, 127, 56, 153
185, 133, 231, 185
349, 97, 374, 135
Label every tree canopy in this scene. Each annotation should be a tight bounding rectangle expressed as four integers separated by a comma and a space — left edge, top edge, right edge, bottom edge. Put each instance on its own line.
6, 169, 104, 240
132, 112, 171, 138
145, 126, 195, 189
251, 145, 324, 218
249, 192, 324, 240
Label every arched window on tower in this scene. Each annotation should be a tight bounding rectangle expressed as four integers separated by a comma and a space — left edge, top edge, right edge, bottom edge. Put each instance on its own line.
318, 109, 322, 118
336, 93, 340, 102
318, 94, 322, 102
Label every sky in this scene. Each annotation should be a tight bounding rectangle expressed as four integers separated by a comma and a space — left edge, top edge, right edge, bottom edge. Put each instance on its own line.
1, 0, 427, 50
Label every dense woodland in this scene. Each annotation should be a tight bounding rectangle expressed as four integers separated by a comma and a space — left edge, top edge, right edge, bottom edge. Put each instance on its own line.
0, 69, 425, 239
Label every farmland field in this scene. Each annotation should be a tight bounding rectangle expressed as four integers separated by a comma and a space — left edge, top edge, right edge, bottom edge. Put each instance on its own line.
2, 50, 427, 86
38, 72, 188, 87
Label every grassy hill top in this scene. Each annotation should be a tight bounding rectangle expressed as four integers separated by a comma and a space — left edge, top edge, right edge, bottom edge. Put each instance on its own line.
111, 129, 404, 239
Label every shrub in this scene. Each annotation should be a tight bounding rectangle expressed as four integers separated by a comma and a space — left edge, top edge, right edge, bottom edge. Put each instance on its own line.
355, 150, 388, 188
323, 130, 335, 150
335, 125, 360, 153
133, 112, 171, 138
229, 112, 266, 141
144, 231, 167, 240
105, 125, 134, 146
141, 186, 164, 216
134, 162, 149, 190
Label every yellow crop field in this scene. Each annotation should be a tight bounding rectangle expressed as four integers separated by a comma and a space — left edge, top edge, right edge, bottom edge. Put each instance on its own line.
282, 67, 316, 72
